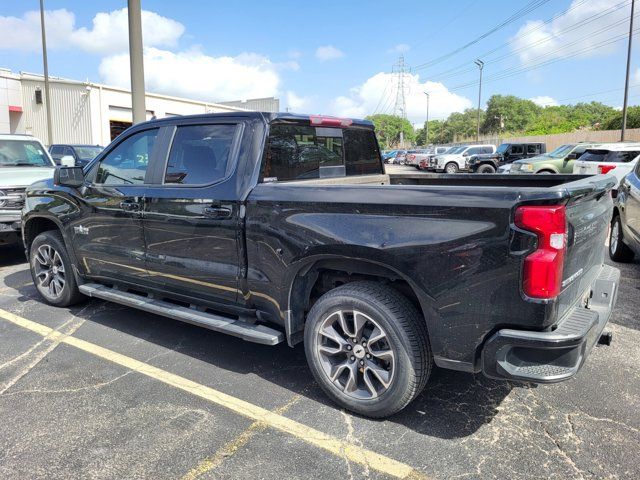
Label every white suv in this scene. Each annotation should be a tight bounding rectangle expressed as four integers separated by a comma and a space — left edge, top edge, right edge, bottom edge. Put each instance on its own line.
0, 134, 56, 246
431, 144, 496, 173
572, 143, 640, 189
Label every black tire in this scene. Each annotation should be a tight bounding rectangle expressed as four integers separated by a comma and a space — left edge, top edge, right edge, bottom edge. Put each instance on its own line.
444, 162, 459, 174
536, 170, 554, 174
29, 230, 85, 307
609, 215, 635, 262
477, 164, 496, 174
304, 281, 432, 418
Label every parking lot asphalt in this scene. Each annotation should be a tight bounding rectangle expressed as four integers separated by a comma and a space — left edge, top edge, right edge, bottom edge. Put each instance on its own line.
1, 235, 639, 479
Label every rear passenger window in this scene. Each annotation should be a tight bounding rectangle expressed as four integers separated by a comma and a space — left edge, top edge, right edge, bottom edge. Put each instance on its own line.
510, 145, 524, 155
527, 144, 540, 154
165, 124, 236, 185
482, 147, 493, 154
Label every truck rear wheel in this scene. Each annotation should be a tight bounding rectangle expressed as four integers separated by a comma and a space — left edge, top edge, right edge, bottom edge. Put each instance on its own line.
29, 230, 85, 307
304, 281, 431, 418
609, 215, 635, 262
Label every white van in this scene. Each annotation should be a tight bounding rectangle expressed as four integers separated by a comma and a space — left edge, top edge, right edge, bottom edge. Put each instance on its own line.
572, 143, 640, 188
431, 144, 496, 173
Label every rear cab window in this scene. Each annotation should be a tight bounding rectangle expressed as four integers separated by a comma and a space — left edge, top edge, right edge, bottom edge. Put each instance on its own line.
261, 122, 382, 182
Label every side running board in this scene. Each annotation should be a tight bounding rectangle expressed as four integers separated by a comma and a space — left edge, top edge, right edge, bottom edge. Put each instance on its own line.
79, 283, 284, 346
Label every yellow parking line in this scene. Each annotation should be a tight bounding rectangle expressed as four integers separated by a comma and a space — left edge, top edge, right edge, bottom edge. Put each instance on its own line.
0, 308, 427, 480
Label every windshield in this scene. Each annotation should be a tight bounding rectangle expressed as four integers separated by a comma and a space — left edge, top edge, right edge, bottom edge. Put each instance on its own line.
496, 144, 510, 154
74, 146, 103, 160
548, 144, 575, 158
447, 146, 465, 154
0, 140, 53, 167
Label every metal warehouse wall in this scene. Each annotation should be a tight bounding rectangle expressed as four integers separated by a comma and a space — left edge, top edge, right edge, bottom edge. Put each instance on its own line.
218, 97, 279, 112
21, 79, 93, 146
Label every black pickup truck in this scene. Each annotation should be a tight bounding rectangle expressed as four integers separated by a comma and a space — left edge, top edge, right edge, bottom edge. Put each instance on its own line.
468, 142, 547, 173
22, 112, 619, 418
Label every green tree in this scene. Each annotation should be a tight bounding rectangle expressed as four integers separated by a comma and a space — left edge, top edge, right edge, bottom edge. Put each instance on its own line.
601, 106, 640, 130
482, 95, 541, 134
366, 114, 415, 149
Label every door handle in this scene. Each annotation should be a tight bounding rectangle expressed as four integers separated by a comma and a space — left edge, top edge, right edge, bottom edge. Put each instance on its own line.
203, 205, 232, 218
120, 200, 141, 212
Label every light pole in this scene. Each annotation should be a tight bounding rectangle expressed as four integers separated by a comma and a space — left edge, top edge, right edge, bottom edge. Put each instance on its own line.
39, 0, 53, 145
423, 92, 430, 145
128, 0, 146, 124
474, 59, 484, 142
621, 0, 635, 141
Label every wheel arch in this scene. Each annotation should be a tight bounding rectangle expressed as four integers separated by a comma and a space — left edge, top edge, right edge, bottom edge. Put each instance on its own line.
284, 254, 433, 347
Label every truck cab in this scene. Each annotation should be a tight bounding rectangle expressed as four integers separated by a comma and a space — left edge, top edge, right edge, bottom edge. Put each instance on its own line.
468, 142, 546, 173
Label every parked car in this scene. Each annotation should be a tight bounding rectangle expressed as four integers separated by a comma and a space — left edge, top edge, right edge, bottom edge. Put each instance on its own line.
510, 143, 598, 174
572, 143, 640, 189
0, 134, 56, 246
404, 149, 431, 168
413, 146, 451, 170
467, 142, 546, 173
394, 149, 408, 165
610, 160, 640, 262
23, 112, 620, 418
49, 144, 104, 167
431, 144, 496, 173
383, 149, 406, 164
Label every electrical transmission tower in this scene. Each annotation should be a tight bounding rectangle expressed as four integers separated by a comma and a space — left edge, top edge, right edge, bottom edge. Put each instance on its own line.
392, 55, 409, 120
392, 55, 410, 147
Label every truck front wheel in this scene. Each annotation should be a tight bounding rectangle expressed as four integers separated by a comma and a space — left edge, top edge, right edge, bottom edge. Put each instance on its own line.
29, 230, 85, 307
477, 164, 496, 174
304, 281, 432, 418
444, 162, 459, 174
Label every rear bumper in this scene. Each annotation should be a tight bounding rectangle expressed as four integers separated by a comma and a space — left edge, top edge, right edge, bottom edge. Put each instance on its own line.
481, 264, 620, 383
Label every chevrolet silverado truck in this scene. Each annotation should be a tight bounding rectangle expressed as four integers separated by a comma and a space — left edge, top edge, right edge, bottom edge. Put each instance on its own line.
22, 112, 620, 418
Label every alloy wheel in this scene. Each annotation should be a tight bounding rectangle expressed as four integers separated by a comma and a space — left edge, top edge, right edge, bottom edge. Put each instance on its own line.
316, 309, 395, 400
33, 244, 66, 299
610, 220, 619, 254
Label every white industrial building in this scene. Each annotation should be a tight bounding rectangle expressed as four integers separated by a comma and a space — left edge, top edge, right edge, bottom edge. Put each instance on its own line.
0, 68, 279, 146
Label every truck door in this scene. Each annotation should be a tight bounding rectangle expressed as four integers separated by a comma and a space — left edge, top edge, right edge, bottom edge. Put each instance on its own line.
625, 161, 640, 247
142, 122, 242, 306
72, 127, 159, 285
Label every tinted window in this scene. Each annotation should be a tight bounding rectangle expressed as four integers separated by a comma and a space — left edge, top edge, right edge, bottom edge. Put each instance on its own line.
482, 146, 493, 154
165, 124, 236, 185
527, 144, 540, 154
50, 146, 63, 156
75, 146, 103, 160
510, 145, 524, 155
466, 147, 483, 155
63, 146, 75, 156
262, 124, 381, 181
580, 150, 640, 163
94, 129, 157, 185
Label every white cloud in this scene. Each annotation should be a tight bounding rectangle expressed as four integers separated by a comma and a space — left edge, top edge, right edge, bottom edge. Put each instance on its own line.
510, 0, 633, 64
330, 72, 472, 123
388, 44, 410, 54
99, 47, 281, 102
287, 49, 303, 59
530, 95, 558, 107
285, 91, 312, 112
315, 45, 345, 61
0, 8, 184, 54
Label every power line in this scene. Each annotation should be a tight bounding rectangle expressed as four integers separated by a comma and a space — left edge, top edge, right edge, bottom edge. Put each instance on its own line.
412, 0, 552, 71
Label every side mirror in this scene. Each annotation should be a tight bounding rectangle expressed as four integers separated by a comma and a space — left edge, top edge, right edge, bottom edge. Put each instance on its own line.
54, 166, 85, 187
60, 155, 76, 167
566, 152, 578, 160
462, 152, 469, 157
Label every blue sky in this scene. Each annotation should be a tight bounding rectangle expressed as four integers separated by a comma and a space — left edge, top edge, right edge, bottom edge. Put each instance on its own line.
1, 0, 638, 124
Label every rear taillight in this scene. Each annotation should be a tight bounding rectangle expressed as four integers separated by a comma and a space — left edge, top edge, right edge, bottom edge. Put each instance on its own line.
309, 115, 353, 127
514, 205, 567, 299
598, 165, 616, 174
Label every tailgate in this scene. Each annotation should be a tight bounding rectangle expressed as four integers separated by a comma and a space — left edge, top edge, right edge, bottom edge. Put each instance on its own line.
573, 160, 599, 175
555, 176, 614, 319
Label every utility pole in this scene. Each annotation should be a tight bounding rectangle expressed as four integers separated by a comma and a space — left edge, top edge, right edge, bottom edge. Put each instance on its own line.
474, 59, 484, 142
39, 0, 53, 145
392, 55, 409, 147
621, 0, 635, 141
423, 92, 430, 145
128, 0, 146, 124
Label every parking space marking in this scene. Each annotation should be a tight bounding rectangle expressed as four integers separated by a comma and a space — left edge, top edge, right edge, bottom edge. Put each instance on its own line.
0, 308, 428, 480
181, 394, 302, 480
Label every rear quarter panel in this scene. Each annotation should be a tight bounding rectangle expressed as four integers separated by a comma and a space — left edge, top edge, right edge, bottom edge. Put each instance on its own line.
245, 183, 550, 369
